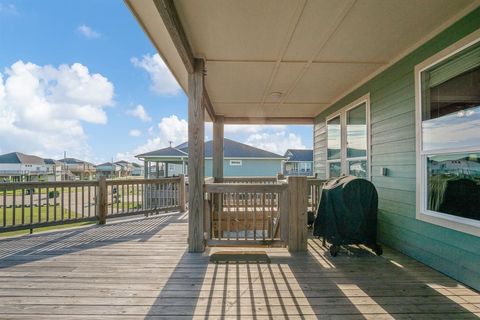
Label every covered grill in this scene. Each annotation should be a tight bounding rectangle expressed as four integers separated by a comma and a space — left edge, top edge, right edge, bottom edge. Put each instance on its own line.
313, 176, 382, 256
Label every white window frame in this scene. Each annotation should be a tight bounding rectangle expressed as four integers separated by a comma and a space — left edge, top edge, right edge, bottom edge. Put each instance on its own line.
325, 93, 371, 180
414, 29, 480, 237
229, 160, 242, 166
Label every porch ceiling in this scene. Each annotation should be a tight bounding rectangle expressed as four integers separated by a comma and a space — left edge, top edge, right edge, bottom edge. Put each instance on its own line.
126, 0, 479, 123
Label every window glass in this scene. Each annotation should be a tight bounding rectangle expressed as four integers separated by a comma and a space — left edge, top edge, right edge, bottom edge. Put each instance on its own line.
327, 116, 341, 160
422, 65, 480, 151
348, 160, 367, 178
427, 153, 480, 221
347, 103, 367, 158
329, 162, 341, 178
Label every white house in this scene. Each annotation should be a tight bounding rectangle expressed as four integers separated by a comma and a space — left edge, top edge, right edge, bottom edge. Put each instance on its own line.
0, 152, 49, 182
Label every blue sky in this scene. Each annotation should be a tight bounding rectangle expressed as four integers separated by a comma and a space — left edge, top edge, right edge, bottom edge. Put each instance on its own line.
0, 0, 312, 163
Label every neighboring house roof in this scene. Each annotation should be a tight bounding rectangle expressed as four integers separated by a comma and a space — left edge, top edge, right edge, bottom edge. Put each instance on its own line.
131, 162, 142, 168
284, 149, 313, 162
136, 146, 189, 158
137, 138, 284, 159
0, 152, 45, 165
58, 158, 94, 166
43, 158, 62, 165
95, 162, 117, 168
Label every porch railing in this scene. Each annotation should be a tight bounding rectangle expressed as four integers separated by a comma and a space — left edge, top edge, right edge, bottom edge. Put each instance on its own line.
203, 175, 325, 250
0, 176, 185, 233
204, 182, 288, 246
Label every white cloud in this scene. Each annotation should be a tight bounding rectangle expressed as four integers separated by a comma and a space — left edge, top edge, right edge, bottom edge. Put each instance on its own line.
0, 3, 17, 14
0, 60, 114, 159
131, 53, 181, 96
129, 129, 142, 137
117, 115, 188, 160
77, 24, 101, 39
245, 131, 305, 155
127, 104, 151, 122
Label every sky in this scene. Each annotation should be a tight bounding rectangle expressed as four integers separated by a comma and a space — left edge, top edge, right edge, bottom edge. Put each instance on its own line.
0, 0, 312, 164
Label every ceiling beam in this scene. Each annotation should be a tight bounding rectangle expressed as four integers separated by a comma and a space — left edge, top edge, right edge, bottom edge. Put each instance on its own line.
153, 0, 195, 74
154, 0, 217, 120
203, 89, 216, 122
224, 117, 313, 125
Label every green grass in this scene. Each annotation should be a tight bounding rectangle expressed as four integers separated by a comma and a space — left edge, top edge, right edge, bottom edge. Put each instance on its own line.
0, 221, 95, 237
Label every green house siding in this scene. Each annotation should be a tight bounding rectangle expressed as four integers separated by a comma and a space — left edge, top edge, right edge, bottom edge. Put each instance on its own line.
314, 8, 480, 290
204, 159, 283, 177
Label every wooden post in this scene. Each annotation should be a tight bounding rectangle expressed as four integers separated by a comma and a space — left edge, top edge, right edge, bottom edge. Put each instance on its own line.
188, 58, 205, 253
179, 174, 186, 213
287, 176, 307, 252
280, 184, 289, 246
277, 173, 285, 181
97, 176, 107, 225
213, 115, 224, 182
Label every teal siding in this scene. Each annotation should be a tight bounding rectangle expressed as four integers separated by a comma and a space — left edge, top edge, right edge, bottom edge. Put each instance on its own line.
313, 8, 480, 290
204, 159, 282, 177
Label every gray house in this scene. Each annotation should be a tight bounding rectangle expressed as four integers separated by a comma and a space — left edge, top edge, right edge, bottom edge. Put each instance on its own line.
283, 149, 313, 176
136, 138, 285, 177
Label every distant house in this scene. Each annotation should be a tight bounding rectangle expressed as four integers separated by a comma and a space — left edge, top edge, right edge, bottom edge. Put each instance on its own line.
283, 149, 313, 176
43, 159, 64, 182
58, 158, 96, 180
131, 162, 144, 176
0, 152, 49, 182
114, 160, 134, 177
136, 138, 285, 177
95, 162, 122, 178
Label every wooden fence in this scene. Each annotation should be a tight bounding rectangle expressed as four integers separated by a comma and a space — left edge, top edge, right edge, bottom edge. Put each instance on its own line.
0, 176, 185, 233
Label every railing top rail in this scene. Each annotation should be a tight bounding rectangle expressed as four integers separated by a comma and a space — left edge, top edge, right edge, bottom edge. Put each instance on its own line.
222, 176, 278, 180
205, 182, 287, 193
0, 180, 98, 190
106, 177, 181, 186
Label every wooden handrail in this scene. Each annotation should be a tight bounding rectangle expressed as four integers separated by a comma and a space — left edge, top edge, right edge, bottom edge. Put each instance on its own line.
204, 182, 287, 193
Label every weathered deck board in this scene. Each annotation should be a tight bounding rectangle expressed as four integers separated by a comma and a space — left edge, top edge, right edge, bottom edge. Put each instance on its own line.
0, 213, 478, 319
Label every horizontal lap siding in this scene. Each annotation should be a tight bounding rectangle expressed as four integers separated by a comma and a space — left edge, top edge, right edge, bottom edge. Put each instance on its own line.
313, 8, 480, 290
314, 121, 326, 179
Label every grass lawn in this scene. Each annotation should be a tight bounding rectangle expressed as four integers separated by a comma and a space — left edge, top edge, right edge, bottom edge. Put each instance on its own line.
0, 205, 97, 237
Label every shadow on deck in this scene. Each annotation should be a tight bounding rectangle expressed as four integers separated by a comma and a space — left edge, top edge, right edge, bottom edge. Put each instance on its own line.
0, 212, 478, 319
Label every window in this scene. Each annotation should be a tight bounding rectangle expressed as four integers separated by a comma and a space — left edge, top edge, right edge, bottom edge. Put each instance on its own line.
415, 30, 480, 236
326, 94, 370, 179
229, 160, 242, 166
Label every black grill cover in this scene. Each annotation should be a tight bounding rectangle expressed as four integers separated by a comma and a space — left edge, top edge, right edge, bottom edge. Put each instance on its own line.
313, 176, 378, 246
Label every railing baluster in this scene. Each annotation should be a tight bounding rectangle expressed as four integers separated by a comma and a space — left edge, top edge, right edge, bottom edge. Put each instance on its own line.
244, 192, 248, 240
54, 186, 57, 221
75, 186, 78, 219
88, 185, 91, 217
121, 184, 125, 213
12, 189, 16, 226
21, 189, 25, 225
127, 183, 130, 212
235, 192, 239, 240
262, 193, 266, 241
61, 186, 64, 221
226, 193, 230, 241
2, 189, 6, 227
253, 192, 257, 241
37, 187, 41, 223
46, 187, 49, 222
30, 189, 34, 225
116, 183, 119, 214
81, 185, 85, 218
68, 187, 71, 220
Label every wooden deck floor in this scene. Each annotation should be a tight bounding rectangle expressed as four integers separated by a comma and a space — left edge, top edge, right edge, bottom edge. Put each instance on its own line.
0, 212, 478, 319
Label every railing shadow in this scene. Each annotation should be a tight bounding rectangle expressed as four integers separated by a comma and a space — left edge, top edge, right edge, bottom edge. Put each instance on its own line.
283, 238, 480, 318
0, 213, 177, 269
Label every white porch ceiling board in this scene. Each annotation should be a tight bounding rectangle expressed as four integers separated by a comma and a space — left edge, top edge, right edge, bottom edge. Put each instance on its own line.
283, 0, 354, 62
286, 63, 380, 103
206, 61, 275, 103
175, 0, 303, 61
315, 0, 476, 63
264, 62, 307, 103
214, 103, 325, 118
